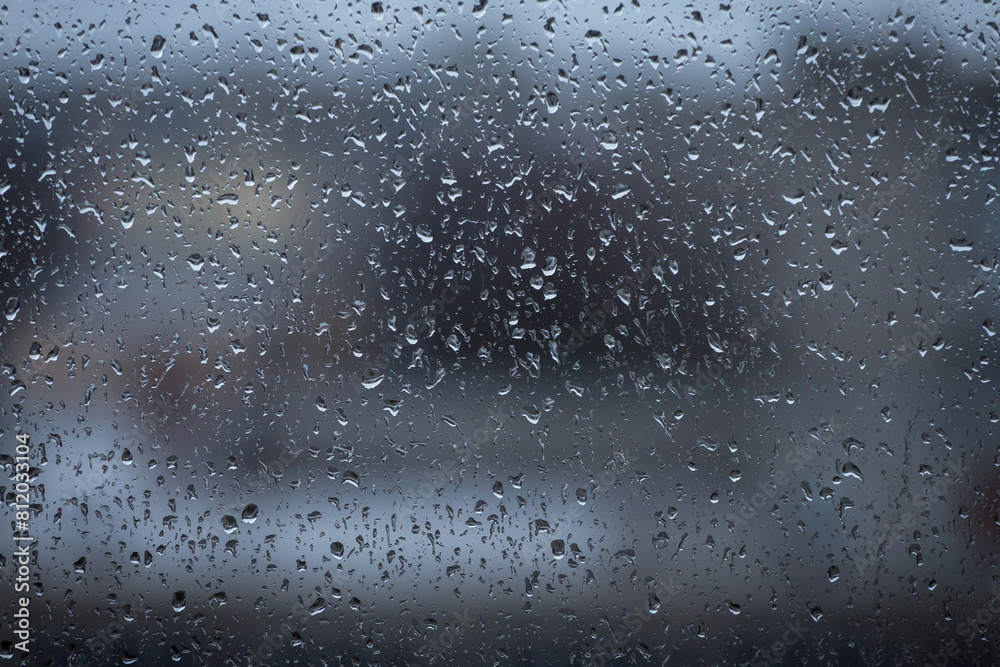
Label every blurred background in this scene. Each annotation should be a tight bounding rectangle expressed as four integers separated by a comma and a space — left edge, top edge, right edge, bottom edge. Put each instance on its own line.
0, 0, 999, 664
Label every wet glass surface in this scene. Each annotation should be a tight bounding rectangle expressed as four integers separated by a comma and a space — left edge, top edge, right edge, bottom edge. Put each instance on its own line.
1, 1, 999, 664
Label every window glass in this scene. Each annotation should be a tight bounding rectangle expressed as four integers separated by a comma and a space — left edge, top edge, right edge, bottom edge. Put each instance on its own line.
1, 1, 998, 664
